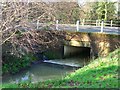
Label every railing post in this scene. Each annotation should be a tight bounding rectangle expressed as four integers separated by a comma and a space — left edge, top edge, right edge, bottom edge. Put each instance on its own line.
37, 20, 39, 29
101, 20, 104, 33
76, 20, 79, 31
82, 19, 85, 26
111, 20, 113, 27
96, 20, 98, 26
56, 20, 59, 30
98, 20, 100, 26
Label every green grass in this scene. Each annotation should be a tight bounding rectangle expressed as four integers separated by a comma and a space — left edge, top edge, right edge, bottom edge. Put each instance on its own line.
2, 48, 119, 88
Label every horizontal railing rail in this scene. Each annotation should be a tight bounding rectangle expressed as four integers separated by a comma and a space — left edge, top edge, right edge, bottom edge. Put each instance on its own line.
31, 19, 119, 34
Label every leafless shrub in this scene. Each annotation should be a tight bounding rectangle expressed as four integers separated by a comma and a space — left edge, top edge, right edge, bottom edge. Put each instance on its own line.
1, 1, 80, 56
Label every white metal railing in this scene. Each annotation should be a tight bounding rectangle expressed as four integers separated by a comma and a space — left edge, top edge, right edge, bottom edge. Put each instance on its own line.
81, 19, 119, 27
76, 19, 119, 33
35, 19, 119, 33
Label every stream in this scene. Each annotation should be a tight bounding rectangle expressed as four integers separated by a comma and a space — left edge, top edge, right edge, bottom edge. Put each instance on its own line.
2, 57, 90, 84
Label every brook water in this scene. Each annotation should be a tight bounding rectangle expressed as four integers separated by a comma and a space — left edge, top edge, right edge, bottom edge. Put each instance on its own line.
2, 57, 90, 84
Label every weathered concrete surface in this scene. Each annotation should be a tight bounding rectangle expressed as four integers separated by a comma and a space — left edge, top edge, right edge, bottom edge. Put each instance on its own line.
65, 32, 120, 56
65, 40, 91, 47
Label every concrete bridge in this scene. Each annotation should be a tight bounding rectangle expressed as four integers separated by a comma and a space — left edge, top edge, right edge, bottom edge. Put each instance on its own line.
30, 22, 119, 58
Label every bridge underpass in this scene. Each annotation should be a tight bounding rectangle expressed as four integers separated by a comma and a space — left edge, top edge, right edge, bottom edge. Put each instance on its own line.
63, 40, 91, 58
64, 45, 91, 58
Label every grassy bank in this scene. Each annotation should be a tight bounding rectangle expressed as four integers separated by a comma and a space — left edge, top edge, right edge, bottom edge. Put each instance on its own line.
2, 48, 119, 88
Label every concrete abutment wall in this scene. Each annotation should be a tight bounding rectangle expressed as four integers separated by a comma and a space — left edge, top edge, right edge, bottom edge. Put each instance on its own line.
64, 32, 120, 57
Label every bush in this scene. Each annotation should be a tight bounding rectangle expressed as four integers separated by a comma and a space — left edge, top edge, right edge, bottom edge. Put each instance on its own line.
2, 53, 36, 74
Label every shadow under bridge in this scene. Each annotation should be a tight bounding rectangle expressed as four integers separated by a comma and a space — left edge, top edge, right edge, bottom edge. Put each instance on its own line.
63, 40, 91, 58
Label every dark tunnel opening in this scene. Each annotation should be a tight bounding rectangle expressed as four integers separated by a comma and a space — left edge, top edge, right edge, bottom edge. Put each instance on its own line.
63, 45, 91, 59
